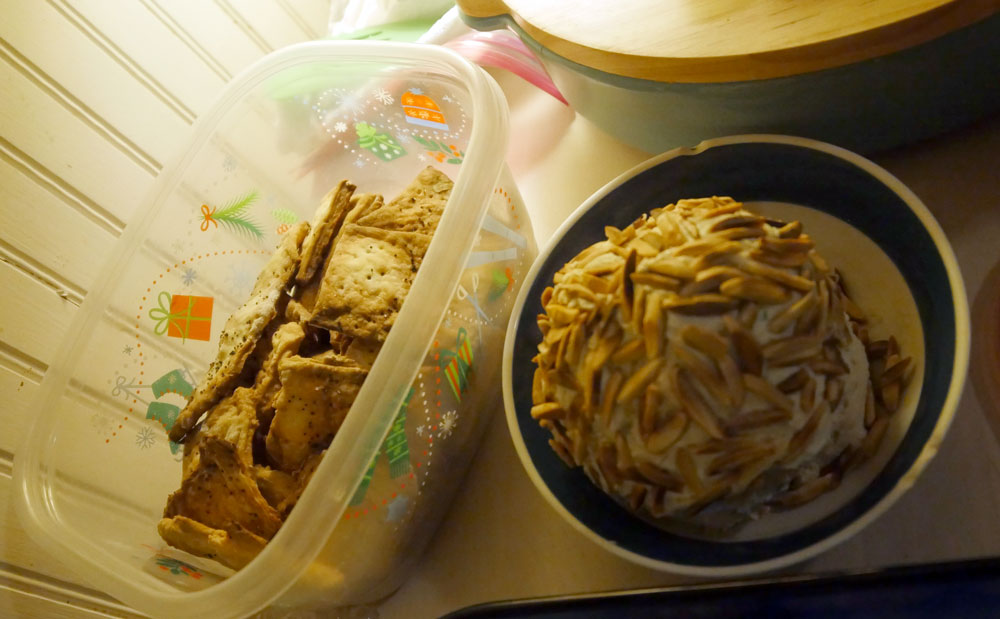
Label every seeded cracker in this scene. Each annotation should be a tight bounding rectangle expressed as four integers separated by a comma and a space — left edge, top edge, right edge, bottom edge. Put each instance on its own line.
295, 180, 355, 286
309, 224, 431, 341
354, 165, 452, 234
169, 223, 309, 442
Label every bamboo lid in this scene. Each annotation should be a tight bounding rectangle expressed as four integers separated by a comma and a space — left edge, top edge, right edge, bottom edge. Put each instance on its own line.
457, 0, 1000, 82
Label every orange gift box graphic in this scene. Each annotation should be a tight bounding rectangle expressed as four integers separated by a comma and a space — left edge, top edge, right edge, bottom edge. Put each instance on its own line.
401, 90, 449, 130
149, 292, 213, 342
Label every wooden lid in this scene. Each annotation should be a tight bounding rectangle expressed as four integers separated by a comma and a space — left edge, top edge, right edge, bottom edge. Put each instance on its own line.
457, 0, 1000, 82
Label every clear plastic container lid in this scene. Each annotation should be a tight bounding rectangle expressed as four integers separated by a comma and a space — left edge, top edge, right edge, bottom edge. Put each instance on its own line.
15, 40, 534, 618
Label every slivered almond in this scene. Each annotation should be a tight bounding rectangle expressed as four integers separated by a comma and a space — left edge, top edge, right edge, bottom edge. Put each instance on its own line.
692, 437, 759, 455
616, 358, 664, 404
720, 276, 790, 304
725, 408, 793, 434
880, 356, 911, 386
631, 271, 682, 290
864, 383, 876, 428
531, 402, 563, 420
786, 402, 828, 462
764, 335, 823, 367
888, 336, 900, 357
842, 294, 867, 322
777, 221, 802, 239
641, 384, 662, 435
627, 485, 647, 511
559, 282, 597, 303
739, 302, 759, 328
664, 294, 737, 315
583, 252, 623, 275
672, 367, 725, 439
547, 304, 579, 326
611, 338, 645, 364
760, 236, 815, 254
751, 248, 809, 268
646, 258, 696, 279
717, 354, 746, 407
643, 292, 665, 359
687, 266, 745, 295
808, 358, 848, 375
866, 339, 889, 359
676, 447, 703, 494
674, 238, 741, 259
554, 332, 569, 370
548, 438, 575, 467
773, 474, 837, 508
638, 229, 665, 250
588, 328, 623, 373
581, 273, 613, 295
707, 446, 775, 476
794, 298, 820, 335
695, 242, 745, 267
647, 413, 689, 453
681, 324, 730, 360
727, 327, 764, 376
674, 346, 733, 409
605, 224, 636, 246
636, 461, 683, 491
881, 381, 901, 413
825, 377, 844, 408
705, 201, 743, 217
768, 289, 818, 333
687, 483, 730, 515
600, 372, 624, 426
713, 227, 767, 241
655, 213, 686, 246
541, 286, 554, 306
678, 216, 701, 240
710, 214, 764, 232
622, 248, 637, 311
564, 323, 585, 366
743, 374, 796, 413
532, 367, 547, 404
777, 368, 809, 393
862, 416, 889, 458
808, 250, 831, 275
615, 433, 635, 473
597, 444, 621, 488
626, 236, 661, 258
631, 285, 647, 334
800, 375, 817, 412
736, 256, 816, 292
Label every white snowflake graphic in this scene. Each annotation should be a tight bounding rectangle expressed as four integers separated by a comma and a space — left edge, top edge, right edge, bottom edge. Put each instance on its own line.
136, 427, 156, 449
227, 264, 255, 296
122, 345, 133, 355
415, 424, 426, 437
417, 154, 428, 163
341, 93, 364, 114
395, 133, 410, 144
374, 88, 394, 105
409, 87, 423, 95
438, 411, 458, 438
222, 155, 238, 172
442, 94, 453, 103
181, 267, 197, 286
170, 239, 186, 254
353, 157, 366, 168
333, 121, 347, 133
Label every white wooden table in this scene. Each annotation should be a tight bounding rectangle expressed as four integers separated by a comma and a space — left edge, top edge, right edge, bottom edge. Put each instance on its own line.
379, 70, 1000, 618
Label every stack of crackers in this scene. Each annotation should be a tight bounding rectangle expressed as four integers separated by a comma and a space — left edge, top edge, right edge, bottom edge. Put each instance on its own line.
158, 166, 453, 569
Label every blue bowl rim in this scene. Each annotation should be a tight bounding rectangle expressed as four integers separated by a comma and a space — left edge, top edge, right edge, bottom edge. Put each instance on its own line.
501, 134, 970, 577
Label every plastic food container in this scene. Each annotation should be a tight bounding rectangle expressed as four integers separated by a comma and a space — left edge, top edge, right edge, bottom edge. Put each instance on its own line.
15, 41, 536, 618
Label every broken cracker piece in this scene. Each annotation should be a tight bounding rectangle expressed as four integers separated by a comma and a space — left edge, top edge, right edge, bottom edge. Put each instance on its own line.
354, 166, 452, 234
295, 180, 355, 286
157, 515, 267, 571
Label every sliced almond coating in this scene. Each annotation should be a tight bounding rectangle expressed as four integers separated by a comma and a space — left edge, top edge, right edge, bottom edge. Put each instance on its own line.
673, 346, 733, 409
676, 447, 703, 494
692, 437, 759, 455
617, 358, 664, 404
631, 285, 647, 334
725, 408, 793, 435
743, 373, 796, 413
808, 358, 848, 375
546, 304, 579, 327
631, 271, 681, 290
704, 201, 743, 217
581, 273, 614, 295
611, 338, 645, 365
563, 322, 585, 367
605, 224, 635, 246
627, 485, 648, 512
825, 377, 844, 408
646, 258, 697, 279
725, 322, 764, 376
683, 265, 744, 294
707, 446, 775, 476
739, 302, 759, 329
638, 229, 665, 250
786, 401, 829, 462
643, 292, 666, 359
626, 236, 661, 258
674, 367, 725, 439
559, 282, 597, 304
866, 339, 889, 360
773, 473, 837, 508
636, 461, 683, 491
663, 294, 737, 315
622, 247, 637, 308
808, 249, 831, 275
680, 324, 730, 360
710, 214, 764, 232
881, 380, 901, 413
762, 335, 823, 366
777, 221, 802, 239
864, 383, 876, 428
553, 330, 569, 370
842, 294, 867, 322
794, 298, 821, 335
800, 375, 817, 412
597, 443, 621, 489
888, 335, 900, 357
646, 413, 688, 453
720, 276, 790, 305
777, 368, 809, 393
600, 372, 624, 426
768, 289, 818, 333
751, 248, 809, 268
641, 383, 662, 435
861, 416, 890, 458
655, 212, 686, 246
